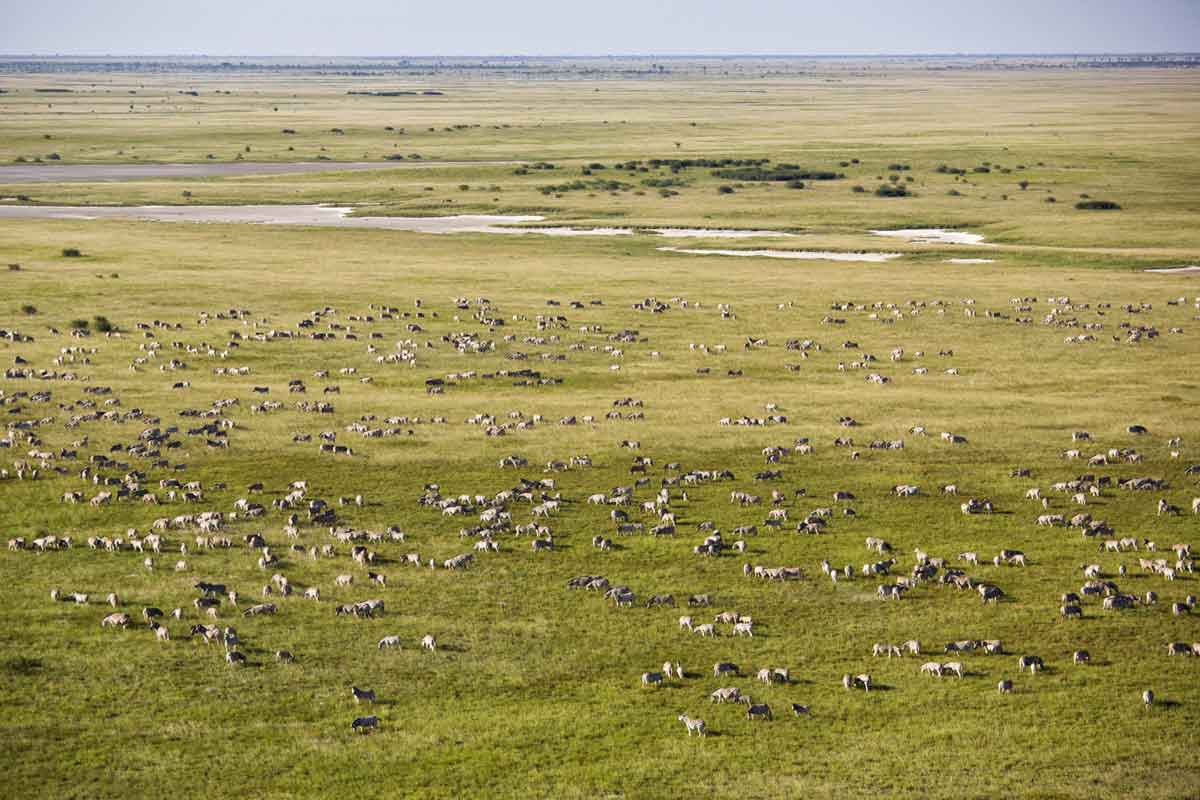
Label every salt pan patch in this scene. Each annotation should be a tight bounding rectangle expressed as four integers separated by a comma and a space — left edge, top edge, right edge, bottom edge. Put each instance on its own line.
658, 246, 901, 262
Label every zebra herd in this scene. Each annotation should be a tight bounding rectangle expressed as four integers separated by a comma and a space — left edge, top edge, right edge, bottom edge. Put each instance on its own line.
2, 290, 1196, 744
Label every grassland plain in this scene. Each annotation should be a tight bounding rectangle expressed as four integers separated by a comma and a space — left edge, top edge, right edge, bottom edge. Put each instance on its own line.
1, 64, 1199, 800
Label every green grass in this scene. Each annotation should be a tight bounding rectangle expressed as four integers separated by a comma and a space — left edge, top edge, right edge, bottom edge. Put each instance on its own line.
1, 65, 1199, 800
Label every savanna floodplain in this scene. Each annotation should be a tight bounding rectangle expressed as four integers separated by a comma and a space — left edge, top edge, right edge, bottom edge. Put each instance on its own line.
1, 58, 1199, 799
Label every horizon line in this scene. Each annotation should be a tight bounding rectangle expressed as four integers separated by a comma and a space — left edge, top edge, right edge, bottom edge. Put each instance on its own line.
2, 51, 1199, 59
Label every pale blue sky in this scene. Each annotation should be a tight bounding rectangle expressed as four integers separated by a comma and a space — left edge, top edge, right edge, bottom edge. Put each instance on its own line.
2, 0, 1198, 56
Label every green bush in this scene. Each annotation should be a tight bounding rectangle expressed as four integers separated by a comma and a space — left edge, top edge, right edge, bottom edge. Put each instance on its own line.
1075, 200, 1121, 210
713, 166, 841, 182
875, 184, 910, 197
92, 315, 115, 333
61, 248, 82, 257
20, 304, 36, 314
69, 319, 89, 331
717, 185, 735, 194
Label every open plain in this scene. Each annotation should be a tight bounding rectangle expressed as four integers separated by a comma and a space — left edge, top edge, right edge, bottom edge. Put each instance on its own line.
1, 59, 1199, 798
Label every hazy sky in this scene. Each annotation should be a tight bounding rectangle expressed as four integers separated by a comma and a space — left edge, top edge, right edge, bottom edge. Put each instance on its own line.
2, 0, 1198, 56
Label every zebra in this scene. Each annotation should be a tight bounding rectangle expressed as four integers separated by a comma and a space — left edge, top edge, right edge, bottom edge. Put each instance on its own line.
352, 716, 379, 734
678, 714, 707, 737
713, 662, 739, 678
746, 703, 772, 721
1017, 655, 1044, 673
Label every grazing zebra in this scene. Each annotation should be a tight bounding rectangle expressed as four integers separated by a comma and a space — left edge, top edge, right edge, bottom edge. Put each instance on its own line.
1073, 650, 1090, 665
352, 687, 376, 704
678, 714, 707, 737
746, 703, 772, 721
421, 634, 437, 652
1017, 655, 1044, 673
641, 672, 664, 688
942, 661, 964, 678
1143, 690, 1154, 708
378, 635, 401, 650
713, 662, 739, 678
710, 687, 740, 704
920, 662, 943, 677
352, 716, 379, 734
998, 679, 1014, 694
791, 703, 811, 717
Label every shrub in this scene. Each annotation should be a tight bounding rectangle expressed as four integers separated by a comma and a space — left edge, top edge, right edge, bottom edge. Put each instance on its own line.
61, 248, 82, 257
786, 180, 805, 189
1018, 180, 1029, 190
851, 185, 866, 193
9, 264, 22, 271
93, 315, 115, 332
875, 184, 909, 197
3, 657, 42, 676
947, 189, 962, 196
711, 166, 841, 182
717, 185, 734, 194
20, 304, 36, 314
887, 163, 911, 171
1075, 200, 1121, 210
641, 178, 687, 188
1045, 197, 1057, 203
458, 184, 470, 191
69, 319, 89, 331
